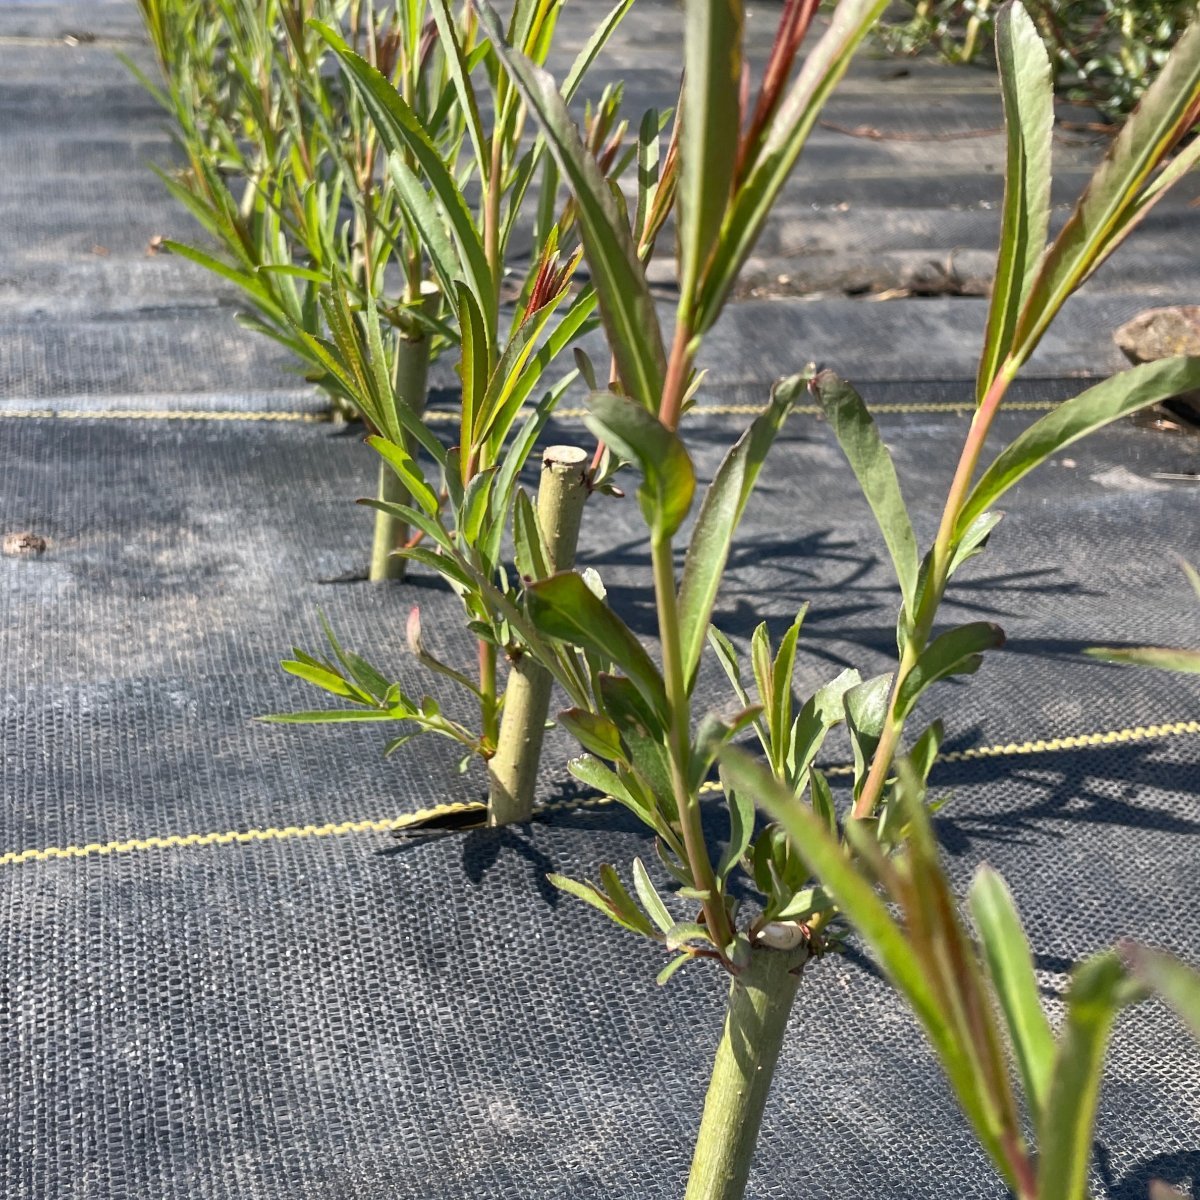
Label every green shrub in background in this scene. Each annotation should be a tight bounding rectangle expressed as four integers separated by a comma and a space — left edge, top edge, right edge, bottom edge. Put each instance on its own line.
880, 0, 1197, 120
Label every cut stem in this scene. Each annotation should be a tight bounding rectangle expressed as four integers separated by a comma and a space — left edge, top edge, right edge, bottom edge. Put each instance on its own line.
368, 319, 434, 583
685, 947, 806, 1200
487, 445, 591, 824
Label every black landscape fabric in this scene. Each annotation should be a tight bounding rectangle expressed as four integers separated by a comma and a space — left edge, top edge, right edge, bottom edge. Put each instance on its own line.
2, 401, 1199, 1200
3, 0, 1200, 1195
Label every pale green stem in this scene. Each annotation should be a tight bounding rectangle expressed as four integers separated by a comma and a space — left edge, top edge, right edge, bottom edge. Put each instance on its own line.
368, 329, 433, 582
652, 324, 733, 951
685, 947, 807, 1200
652, 531, 733, 953
487, 446, 591, 825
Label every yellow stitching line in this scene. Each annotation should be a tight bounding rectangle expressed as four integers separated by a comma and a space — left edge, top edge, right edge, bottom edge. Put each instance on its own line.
0, 818, 399, 868
0, 399, 1062, 424
1, 408, 327, 423
3, 719, 1197, 868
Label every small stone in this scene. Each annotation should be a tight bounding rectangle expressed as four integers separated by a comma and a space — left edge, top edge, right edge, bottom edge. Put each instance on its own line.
1114, 306, 1200, 426
1114, 306, 1200, 361
3, 532, 48, 557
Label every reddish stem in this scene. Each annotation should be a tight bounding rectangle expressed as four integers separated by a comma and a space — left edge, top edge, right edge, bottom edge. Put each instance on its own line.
851, 365, 1015, 820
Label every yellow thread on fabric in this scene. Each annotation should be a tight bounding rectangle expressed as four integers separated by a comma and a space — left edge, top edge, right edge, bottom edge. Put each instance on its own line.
2, 719, 1197, 868
1, 408, 327, 423
1, 399, 1063, 425
0, 818, 397, 867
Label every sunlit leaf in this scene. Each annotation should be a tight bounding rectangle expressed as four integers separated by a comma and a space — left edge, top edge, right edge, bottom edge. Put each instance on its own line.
1123, 943, 1200, 1040
633, 857, 675, 934
977, 0, 1053, 401
1013, 15, 1200, 360
1084, 646, 1200, 675
958, 358, 1200, 536
896, 622, 1005, 716
1035, 953, 1130, 1200
812, 370, 919, 616
526, 572, 669, 724
694, 0, 889, 332
584, 391, 696, 538
969, 865, 1056, 1128
677, 0, 743, 316
678, 373, 804, 690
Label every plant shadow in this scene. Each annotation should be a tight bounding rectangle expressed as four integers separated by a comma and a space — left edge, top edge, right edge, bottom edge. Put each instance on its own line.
1097, 1144, 1200, 1200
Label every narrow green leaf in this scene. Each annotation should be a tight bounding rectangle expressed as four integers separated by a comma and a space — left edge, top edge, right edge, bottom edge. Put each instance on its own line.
1123, 944, 1200, 1040
513, 489, 552, 582
1035, 953, 1129, 1200
948, 511, 1003, 578
557, 708, 626, 762
163, 240, 277, 310
809, 768, 837, 834
313, 22, 495, 324
773, 885, 831, 922
769, 607, 807, 770
599, 864, 657, 937
977, 0, 1053, 401
896, 622, 1006, 716
398, 546, 478, 594
716, 765, 757, 882
261, 709, 403, 724
1083, 646, 1200, 675
907, 720, 944, 785
569, 753, 642, 809
813, 370, 919, 614
548, 872, 647, 934
475, 0, 667, 410
597, 674, 674, 816
386, 152, 460, 300
656, 953, 691, 986
427, 0, 488, 175
281, 659, 362, 701
359, 499, 455, 555
368, 435, 439, 517
707, 626, 754, 709
678, 374, 803, 690
1014, 15, 1200, 360
750, 621, 774, 733
969, 865, 1056, 1128
584, 391, 695, 538
958, 358, 1200, 535
457, 282, 491, 467
526, 572, 669, 724
788, 666, 860, 787
677, 0, 743, 313
459, 468, 495, 547
1181, 559, 1200, 603
844, 672, 893, 798
665, 921, 712, 951
632, 857, 675, 934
